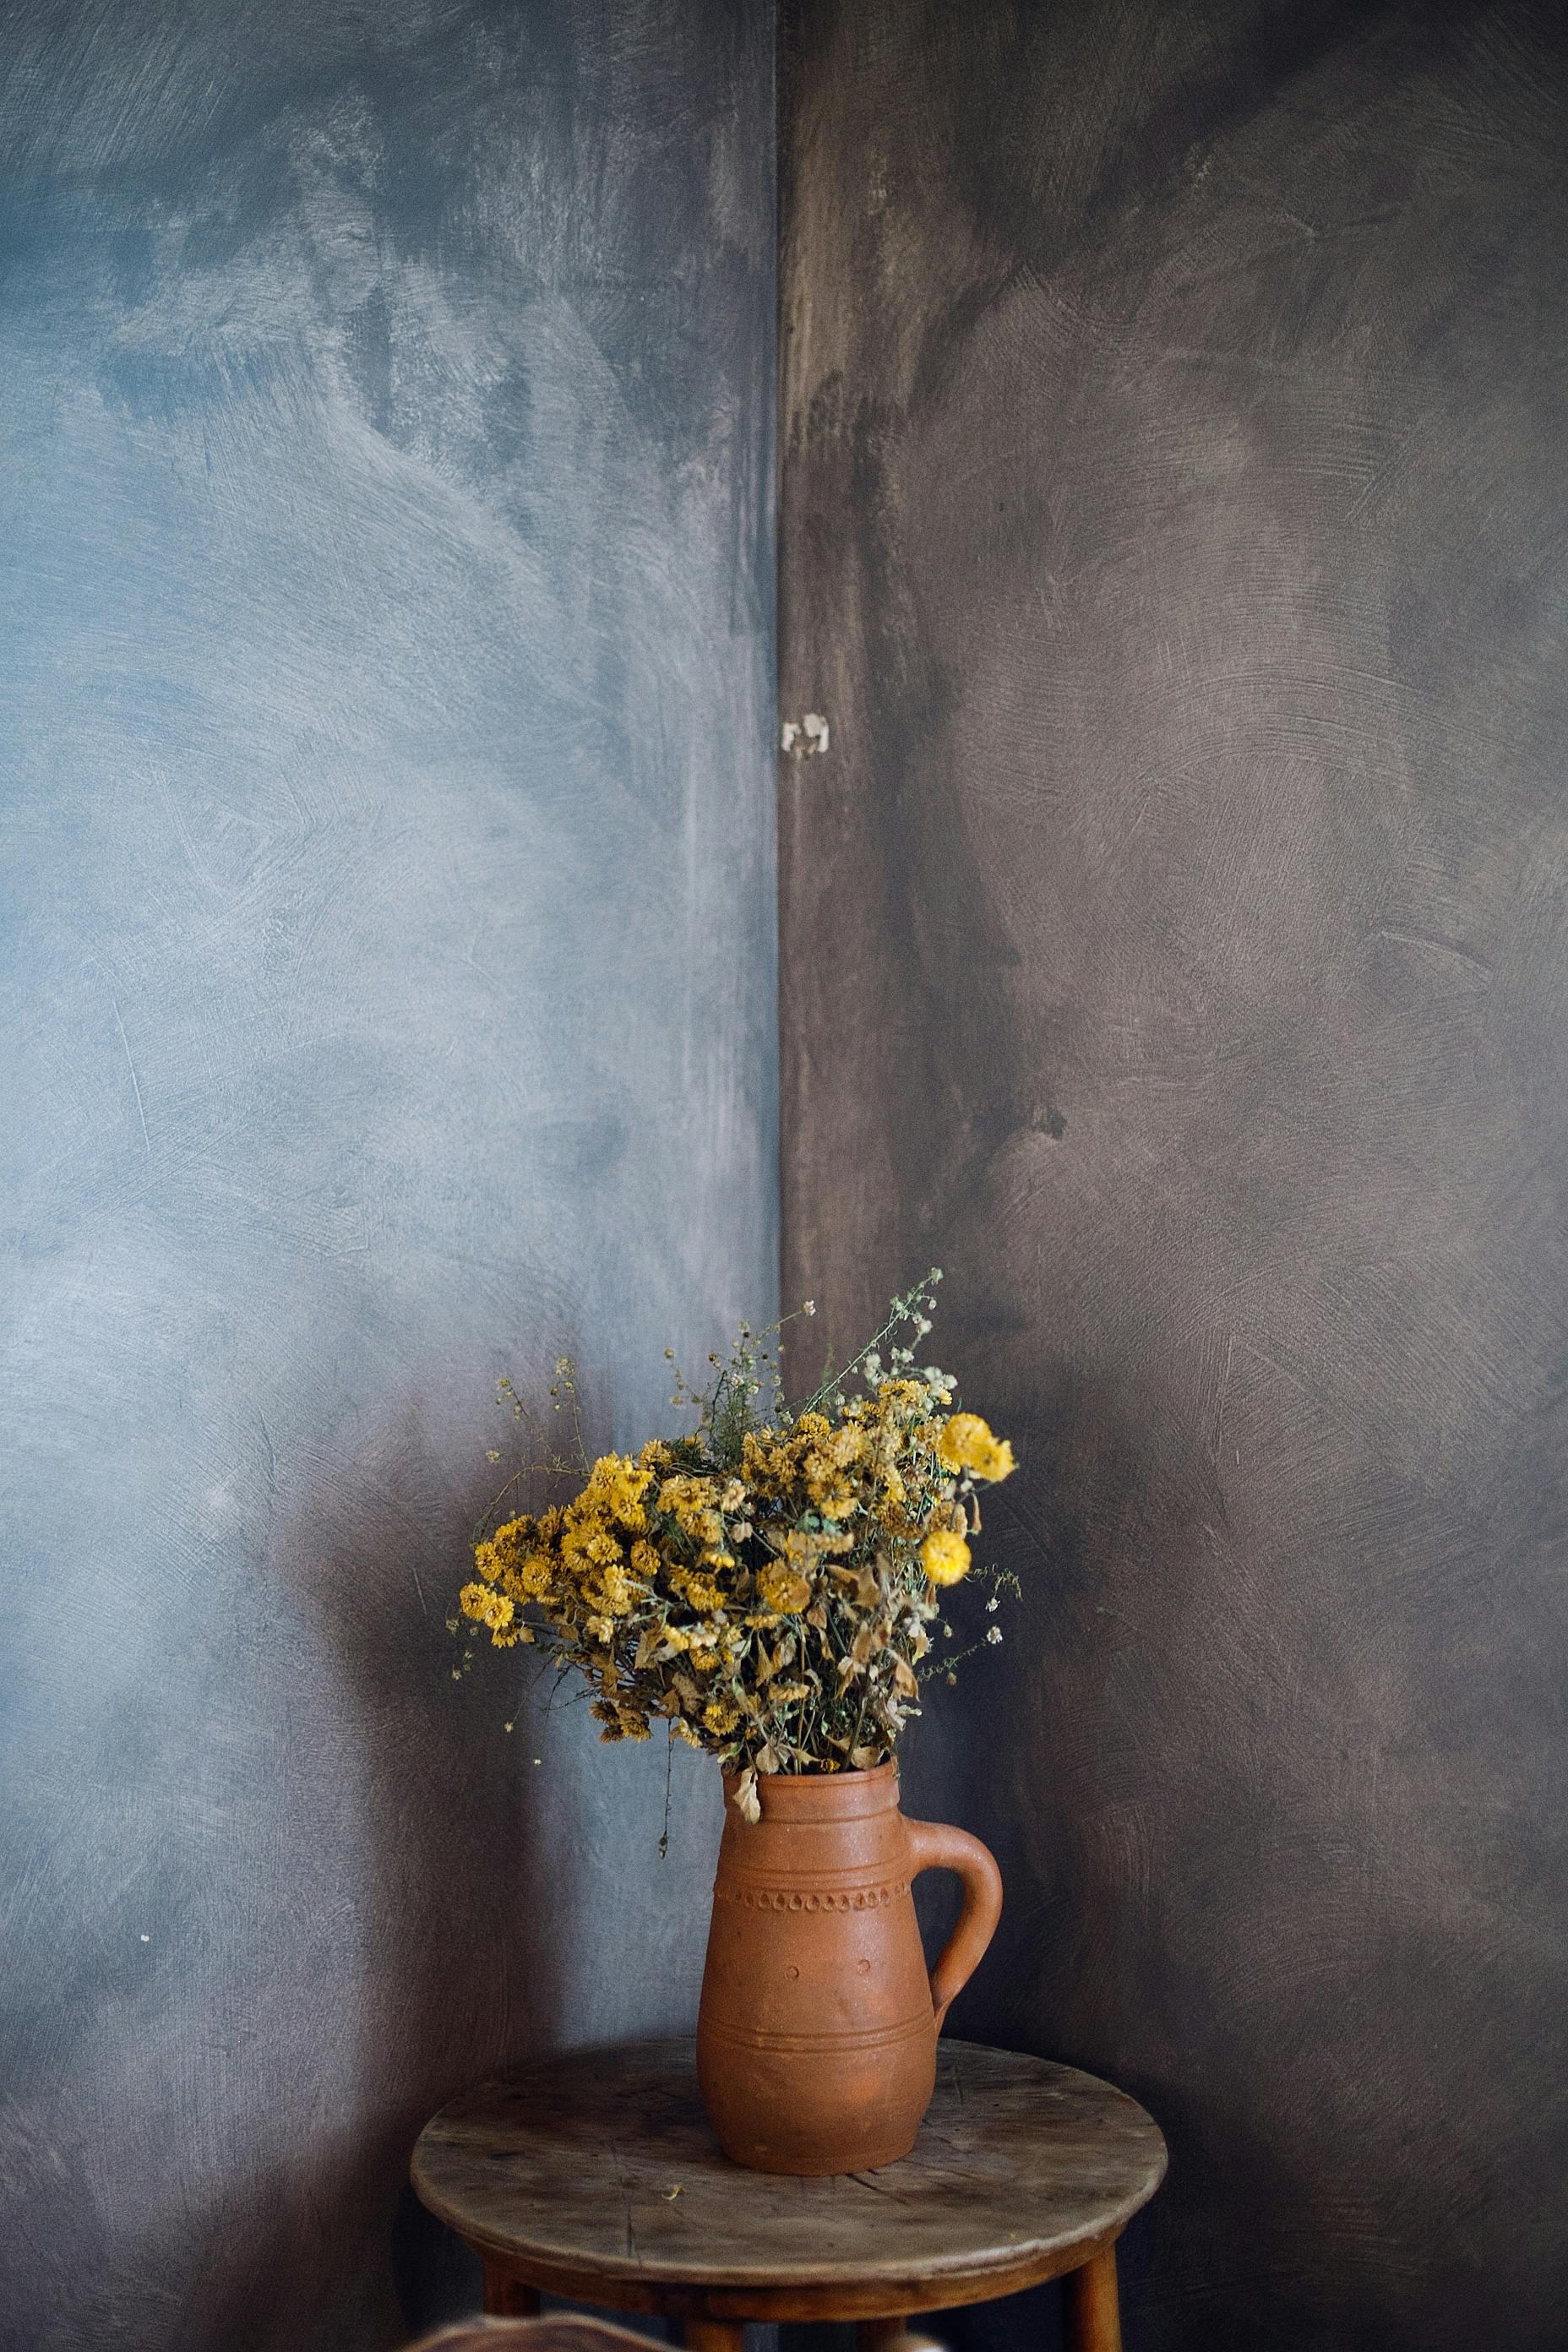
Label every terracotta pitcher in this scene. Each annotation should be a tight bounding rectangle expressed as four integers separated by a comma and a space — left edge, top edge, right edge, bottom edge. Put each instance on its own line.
696, 1761, 1003, 2174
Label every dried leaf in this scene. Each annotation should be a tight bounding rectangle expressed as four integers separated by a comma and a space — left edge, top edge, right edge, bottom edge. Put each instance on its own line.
892, 1654, 918, 1699
830, 1563, 879, 1609
732, 1767, 761, 1824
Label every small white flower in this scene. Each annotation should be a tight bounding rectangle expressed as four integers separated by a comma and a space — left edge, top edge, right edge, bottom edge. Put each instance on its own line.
986, 1596, 999, 1613
986, 1625, 1004, 1646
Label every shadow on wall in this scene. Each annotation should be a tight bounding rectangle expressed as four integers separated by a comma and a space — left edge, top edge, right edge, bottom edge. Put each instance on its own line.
906, 1320, 1551, 2352
184, 1392, 575, 2352
317, 1396, 576, 2348
898, 1348, 1217, 2352
48, 1340, 725, 2352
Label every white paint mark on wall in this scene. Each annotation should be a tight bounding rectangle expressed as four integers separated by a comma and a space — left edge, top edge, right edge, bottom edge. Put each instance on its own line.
781, 711, 830, 756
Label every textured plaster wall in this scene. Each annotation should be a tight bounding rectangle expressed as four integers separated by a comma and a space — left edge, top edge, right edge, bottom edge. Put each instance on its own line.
780, 3, 1568, 2348
0, 3, 774, 2345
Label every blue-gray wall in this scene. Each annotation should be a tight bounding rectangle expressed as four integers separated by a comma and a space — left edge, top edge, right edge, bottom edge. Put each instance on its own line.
0, 3, 775, 2344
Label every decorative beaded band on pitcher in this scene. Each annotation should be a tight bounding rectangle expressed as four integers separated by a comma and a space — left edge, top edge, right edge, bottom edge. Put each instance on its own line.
714, 1876, 912, 1914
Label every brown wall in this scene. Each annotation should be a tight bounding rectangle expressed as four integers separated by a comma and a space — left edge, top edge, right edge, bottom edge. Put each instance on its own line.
779, 3, 1568, 2345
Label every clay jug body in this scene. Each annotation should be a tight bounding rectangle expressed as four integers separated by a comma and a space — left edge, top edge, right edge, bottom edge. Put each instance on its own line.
696, 1762, 1003, 2174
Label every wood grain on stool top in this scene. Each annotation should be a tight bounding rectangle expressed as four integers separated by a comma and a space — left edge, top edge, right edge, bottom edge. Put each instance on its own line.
411, 2037, 1165, 2321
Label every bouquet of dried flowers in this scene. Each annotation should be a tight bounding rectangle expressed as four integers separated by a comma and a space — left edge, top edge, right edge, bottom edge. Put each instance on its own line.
457, 1271, 1015, 1815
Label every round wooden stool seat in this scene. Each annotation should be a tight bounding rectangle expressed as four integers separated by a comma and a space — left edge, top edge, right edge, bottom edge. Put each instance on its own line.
411, 2037, 1165, 2352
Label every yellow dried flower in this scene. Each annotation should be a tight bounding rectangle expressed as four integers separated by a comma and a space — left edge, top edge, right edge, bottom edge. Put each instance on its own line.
459, 1581, 516, 1634
513, 1552, 556, 1601
660, 1473, 726, 1548
475, 1518, 558, 1605
803, 1452, 858, 1519
740, 1429, 793, 1494
460, 1276, 1004, 1774
561, 1510, 623, 1573
921, 1529, 972, 1587
582, 1451, 655, 1526
589, 1559, 640, 1616
758, 1560, 813, 1613
936, 1413, 1016, 1483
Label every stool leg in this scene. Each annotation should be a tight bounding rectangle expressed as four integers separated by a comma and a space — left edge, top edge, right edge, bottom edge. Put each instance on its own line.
1064, 2244, 1122, 2352
858, 2321, 910, 2352
483, 2266, 541, 2317
684, 2325, 745, 2352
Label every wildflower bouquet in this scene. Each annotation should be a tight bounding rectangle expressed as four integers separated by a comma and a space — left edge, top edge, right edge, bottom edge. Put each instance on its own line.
459, 1271, 1015, 1814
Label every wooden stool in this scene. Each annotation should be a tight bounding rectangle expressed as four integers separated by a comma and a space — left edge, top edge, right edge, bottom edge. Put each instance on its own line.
411, 2039, 1166, 2352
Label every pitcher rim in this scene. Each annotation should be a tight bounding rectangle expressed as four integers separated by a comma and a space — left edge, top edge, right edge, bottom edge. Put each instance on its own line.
718, 1759, 903, 1820
719, 1759, 898, 1788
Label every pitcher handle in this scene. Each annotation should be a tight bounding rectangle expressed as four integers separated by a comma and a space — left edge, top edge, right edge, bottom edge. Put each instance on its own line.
905, 1816, 1004, 2030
